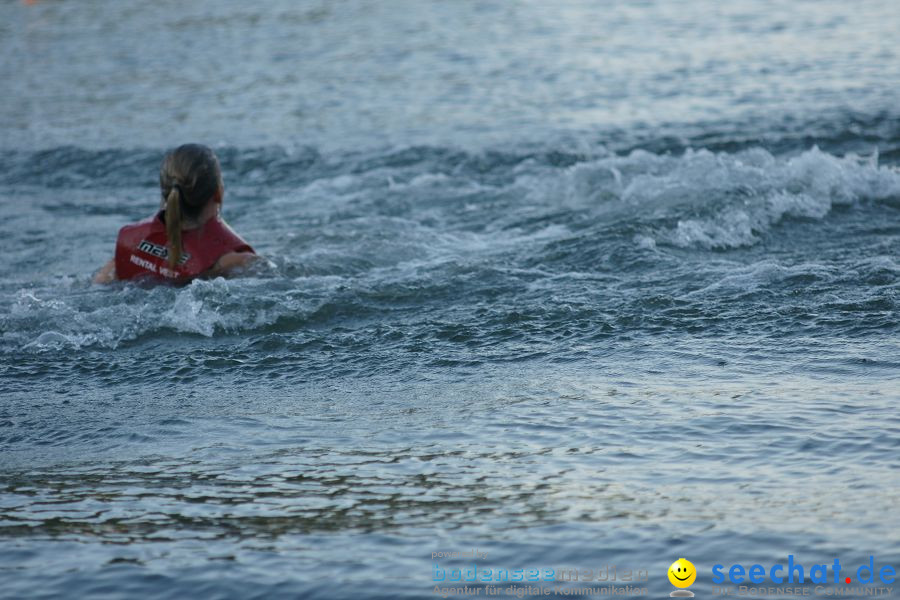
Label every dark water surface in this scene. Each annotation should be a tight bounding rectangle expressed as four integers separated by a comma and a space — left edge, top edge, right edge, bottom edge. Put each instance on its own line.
1, 1, 899, 599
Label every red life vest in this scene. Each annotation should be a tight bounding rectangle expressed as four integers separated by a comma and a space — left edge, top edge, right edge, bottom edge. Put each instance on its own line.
115, 211, 255, 282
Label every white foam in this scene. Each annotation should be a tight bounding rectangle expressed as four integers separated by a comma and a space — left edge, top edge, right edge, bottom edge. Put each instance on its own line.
10, 276, 308, 351
524, 146, 900, 249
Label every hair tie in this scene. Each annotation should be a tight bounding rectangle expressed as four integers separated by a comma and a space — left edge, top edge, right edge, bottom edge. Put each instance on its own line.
172, 183, 183, 198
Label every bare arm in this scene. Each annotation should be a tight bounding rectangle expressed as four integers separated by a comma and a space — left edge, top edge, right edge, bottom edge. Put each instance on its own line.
208, 251, 259, 278
93, 258, 116, 284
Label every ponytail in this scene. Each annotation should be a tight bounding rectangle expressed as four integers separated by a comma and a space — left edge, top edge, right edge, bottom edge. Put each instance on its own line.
165, 185, 183, 268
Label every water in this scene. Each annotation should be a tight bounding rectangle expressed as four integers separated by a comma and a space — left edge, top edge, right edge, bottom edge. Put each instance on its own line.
1, 1, 899, 599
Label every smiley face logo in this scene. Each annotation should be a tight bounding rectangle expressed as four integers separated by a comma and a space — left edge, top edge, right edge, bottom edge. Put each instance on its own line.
668, 558, 696, 588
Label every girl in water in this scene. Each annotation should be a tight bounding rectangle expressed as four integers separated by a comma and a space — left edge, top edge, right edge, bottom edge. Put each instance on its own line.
93, 144, 256, 283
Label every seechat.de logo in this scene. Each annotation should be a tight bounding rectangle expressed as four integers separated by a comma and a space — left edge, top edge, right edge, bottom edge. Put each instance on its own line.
668, 558, 696, 598
712, 555, 896, 586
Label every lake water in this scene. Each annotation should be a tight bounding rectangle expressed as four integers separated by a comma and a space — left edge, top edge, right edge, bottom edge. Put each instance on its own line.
1, 1, 898, 598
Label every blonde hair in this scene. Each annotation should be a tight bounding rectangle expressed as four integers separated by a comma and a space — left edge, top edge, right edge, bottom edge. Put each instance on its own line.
159, 144, 223, 268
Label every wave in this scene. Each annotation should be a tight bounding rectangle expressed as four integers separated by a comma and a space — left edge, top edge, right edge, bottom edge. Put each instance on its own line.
534, 145, 900, 249
1, 139, 898, 353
